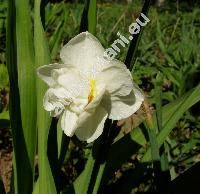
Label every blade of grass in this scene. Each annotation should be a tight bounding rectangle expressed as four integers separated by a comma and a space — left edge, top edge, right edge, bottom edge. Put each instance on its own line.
34, 0, 57, 193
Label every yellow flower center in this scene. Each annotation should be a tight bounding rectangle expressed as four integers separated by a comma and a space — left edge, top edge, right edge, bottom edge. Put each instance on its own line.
88, 79, 96, 103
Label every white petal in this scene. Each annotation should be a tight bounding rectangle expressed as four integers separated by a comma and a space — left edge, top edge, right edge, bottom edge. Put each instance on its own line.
43, 87, 71, 116
37, 63, 67, 86
85, 84, 106, 111
57, 68, 89, 98
61, 110, 78, 137
43, 90, 56, 111
60, 32, 105, 72
52, 87, 73, 100
75, 105, 108, 143
102, 88, 144, 120
70, 97, 88, 115
96, 59, 133, 96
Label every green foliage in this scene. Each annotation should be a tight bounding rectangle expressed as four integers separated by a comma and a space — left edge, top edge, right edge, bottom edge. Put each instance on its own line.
34, 0, 57, 193
6, 0, 36, 193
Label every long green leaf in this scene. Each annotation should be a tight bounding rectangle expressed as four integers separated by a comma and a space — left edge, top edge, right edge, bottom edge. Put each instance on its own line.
72, 121, 112, 194
92, 163, 106, 194
88, 0, 97, 34
34, 0, 57, 193
125, 0, 151, 70
49, 20, 65, 60
80, 0, 97, 34
73, 152, 95, 194
155, 74, 169, 172
15, 0, 37, 165
7, 0, 36, 193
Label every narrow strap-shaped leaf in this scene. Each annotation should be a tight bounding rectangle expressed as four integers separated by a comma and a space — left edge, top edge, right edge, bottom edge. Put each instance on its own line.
155, 74, 170, 172
32, 179, 39, 194
91, 163, 106, 194
125, 0, 151, 70
73, 151, 96, 194
34, 0, 57, 193
154, 74, 170, 192
72, 120, 113, 194
57, 119, 70, 168
50, 20, 65, 60
143, 101, 160, 162
6, 0, 36, 193
80, 0, 97, 34
15, 0, 37, 167
90, 121, 120, 194
88, 0, 97, 34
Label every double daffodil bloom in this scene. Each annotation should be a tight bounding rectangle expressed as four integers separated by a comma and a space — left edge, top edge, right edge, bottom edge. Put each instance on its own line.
37, 32, 144, 143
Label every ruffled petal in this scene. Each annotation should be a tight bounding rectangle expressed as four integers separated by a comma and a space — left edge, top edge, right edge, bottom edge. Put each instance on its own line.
96, 59, 133, 96
85, 84, 106, 111
61, 110, 78, 137
75, 105, 108, 143
60, 32, 105, 72
43, 87, 71, 116
57, 67, 89, 98
74, 85, 107, 143
37, 63, 67, 86
102, 87, 144, 120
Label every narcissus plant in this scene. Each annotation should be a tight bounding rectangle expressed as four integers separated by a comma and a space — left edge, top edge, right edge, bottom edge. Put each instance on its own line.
37, 32, 144, 143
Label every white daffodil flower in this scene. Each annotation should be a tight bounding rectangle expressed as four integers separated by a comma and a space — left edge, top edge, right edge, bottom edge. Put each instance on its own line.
37, 32, 144, 143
